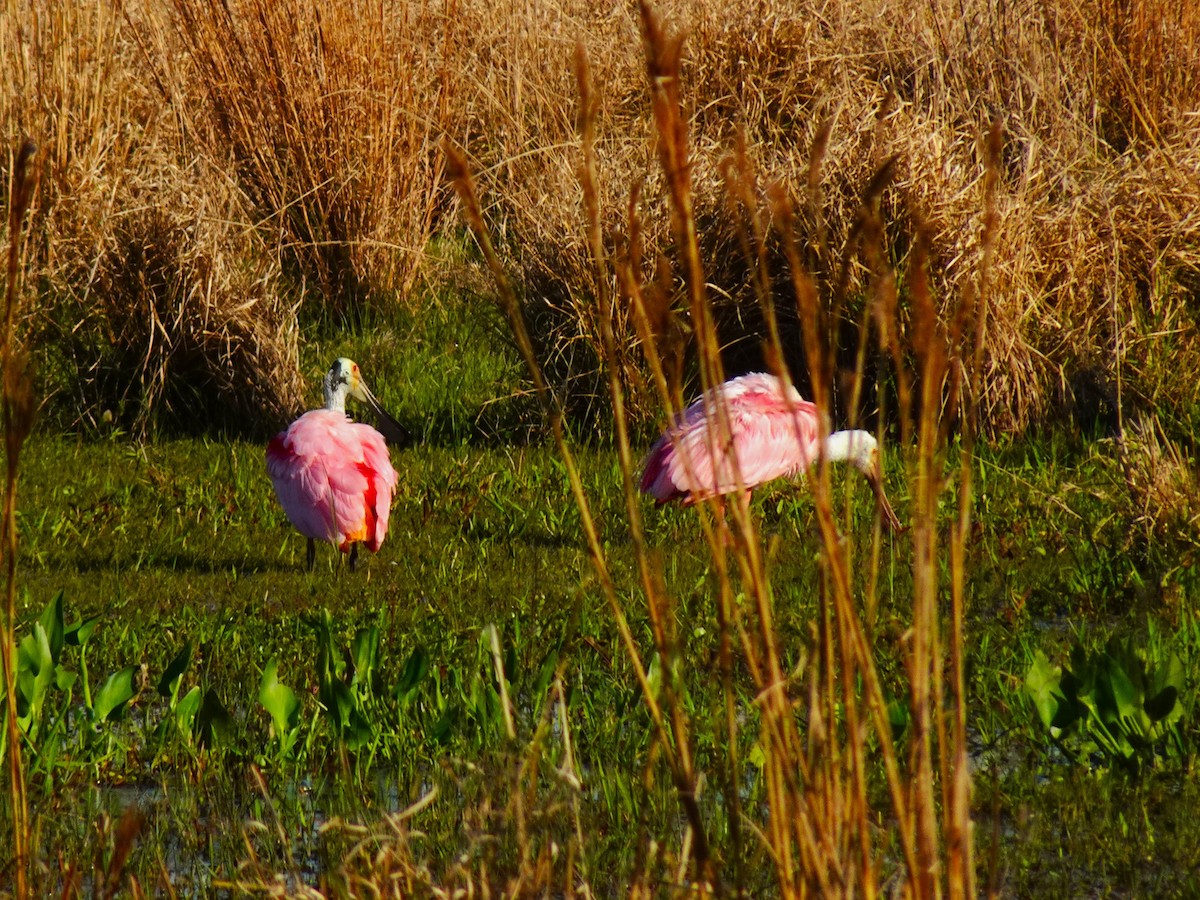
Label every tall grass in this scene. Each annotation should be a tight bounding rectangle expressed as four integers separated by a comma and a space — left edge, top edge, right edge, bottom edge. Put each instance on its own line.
3, 0, 1199, 437
445, 2, 990, 892
462, 0, 1200, 440
1, 0, 305, 436
164, 0, 454, 313
2, 135, 38, 900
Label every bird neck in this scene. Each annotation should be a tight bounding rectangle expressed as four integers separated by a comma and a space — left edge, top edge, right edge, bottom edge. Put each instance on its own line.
323, 377, 349, 413
821, 430, 874, 466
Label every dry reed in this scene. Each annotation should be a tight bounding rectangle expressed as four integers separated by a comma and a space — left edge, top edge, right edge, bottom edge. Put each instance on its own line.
4, 0, 1199, 435
2, 135, 38, 900
442, 2, 985, 893
458, 0, 1200, 439
1, 1, 306, 436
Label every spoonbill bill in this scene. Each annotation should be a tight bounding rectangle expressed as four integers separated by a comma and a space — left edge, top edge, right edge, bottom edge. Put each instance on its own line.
639, 372, 903, 530
267, 358, 404, 570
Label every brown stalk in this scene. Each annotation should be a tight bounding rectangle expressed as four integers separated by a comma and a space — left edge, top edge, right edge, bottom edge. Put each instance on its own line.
634, 12, 854, 894
2, 135, 38, 900
443, 142, 718, 891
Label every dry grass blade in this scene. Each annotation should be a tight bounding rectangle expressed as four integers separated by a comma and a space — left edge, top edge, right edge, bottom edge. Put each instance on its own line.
445, 139, 719, 891
2, 134, 38, 900
165, 0, 450, 313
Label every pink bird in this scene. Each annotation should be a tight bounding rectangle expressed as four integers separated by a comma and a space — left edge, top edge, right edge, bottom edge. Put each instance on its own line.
266, 358, 404, 571
640, 372, 902, 529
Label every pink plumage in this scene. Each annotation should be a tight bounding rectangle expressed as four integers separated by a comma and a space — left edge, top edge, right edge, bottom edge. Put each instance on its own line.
267, 410, 397, 552
266, 358, 404, 569
640, 373, 820, 505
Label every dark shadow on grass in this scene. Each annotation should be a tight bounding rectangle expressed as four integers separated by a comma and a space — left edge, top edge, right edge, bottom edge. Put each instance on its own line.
43, 550, 282, 576
461, 521, 586, 551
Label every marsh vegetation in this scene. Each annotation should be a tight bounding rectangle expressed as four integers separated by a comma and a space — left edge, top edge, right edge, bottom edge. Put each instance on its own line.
2, 0, 1200, 895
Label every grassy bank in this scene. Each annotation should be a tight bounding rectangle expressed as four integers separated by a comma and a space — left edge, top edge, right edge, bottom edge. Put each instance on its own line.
2, 423, 1196, 894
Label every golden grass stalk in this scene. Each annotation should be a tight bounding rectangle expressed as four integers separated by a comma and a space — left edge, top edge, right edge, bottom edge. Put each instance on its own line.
164, 0, 451, 312
2, 134, 38, 900
456, 2, 990, 893
446, 134, 719, 887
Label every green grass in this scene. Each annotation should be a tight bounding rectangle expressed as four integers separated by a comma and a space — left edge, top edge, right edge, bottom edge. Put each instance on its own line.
4, 298, 1200, 893
6, 428, 1198, 892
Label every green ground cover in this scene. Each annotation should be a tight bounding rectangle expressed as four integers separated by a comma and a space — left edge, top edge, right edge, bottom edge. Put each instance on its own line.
3, 297, 1199, 895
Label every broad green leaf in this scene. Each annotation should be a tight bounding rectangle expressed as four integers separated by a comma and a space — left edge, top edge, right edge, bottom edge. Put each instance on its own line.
157, 642, 193, 697
259, 659, 301, 739
396, 646, 429, 701
93, 666, 138, 722
197, 689, 232, 748
64, 615, 101, 648
38, 591, 65, 663
887, 697, 911, 737
430, 706, 457, 744
175, 686, 202, 736
351, 626, 380, 694
1024, 652, 1066, 730
18, 624, 55, 730
54, 665, 76, 693
1151, 654, 1185, 699
747, 741, 766, 769
1106, 656, 1141, 720
647, 652, 663, 701
1145, 684, 1180, 724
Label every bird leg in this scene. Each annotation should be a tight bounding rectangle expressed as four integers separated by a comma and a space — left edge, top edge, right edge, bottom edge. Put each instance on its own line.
306, 538, 316, 572
726, 491, 753, 547
712, 491, 753, 550
348, 543, 359, 572
735, 490, 752, 530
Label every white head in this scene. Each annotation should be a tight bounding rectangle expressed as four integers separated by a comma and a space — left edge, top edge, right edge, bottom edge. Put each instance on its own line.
321, 358, 410, 444
323, 357, 367, 412
821, 430, 903, 531
823, 430, 880, 476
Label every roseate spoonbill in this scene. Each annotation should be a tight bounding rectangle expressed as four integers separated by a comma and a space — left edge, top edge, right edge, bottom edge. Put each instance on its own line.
266, 358, 404, 571
639, 372, 903, 530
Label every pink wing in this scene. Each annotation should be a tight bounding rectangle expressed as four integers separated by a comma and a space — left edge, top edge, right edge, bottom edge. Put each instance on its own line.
266, 410, 399, 551
640, 373, 820, 504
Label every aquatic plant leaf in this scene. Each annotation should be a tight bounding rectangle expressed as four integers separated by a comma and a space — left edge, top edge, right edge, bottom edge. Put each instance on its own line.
1024, 651, 1077, 732
64, 615, 100, 647
17, 625, 55, 729
259, 658, 301, 739
430, 706, 457, 744
647, 652, 663, 701
747, 741, 766, 769
395, 646, 429, 702
887, 696, 911, 738
322, 679, 356, 732
197, 689, 232, 747
94, 666, 138, 722
157, 641, 193, 697
1106, 655, 1141, 721
55, 665, 76, 693
1150, 653, 1185, 701
175, 686, 202, 737
1144, 685, 1179, 723
38, 591, 66, 662
350, 626, 380, 693
344, 707, 375, 749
